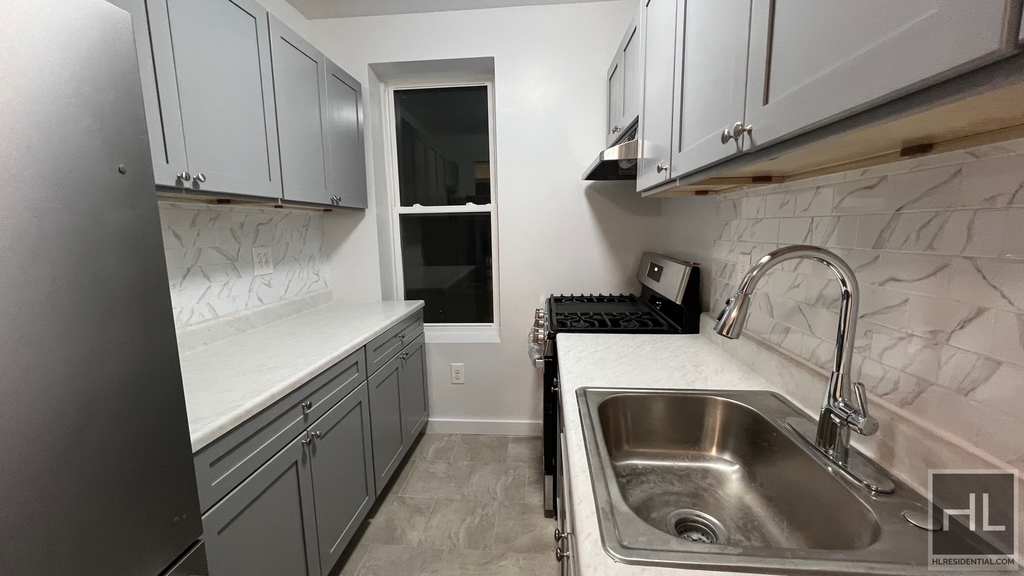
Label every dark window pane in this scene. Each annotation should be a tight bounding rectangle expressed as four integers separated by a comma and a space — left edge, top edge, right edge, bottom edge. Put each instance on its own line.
400, 214, 493, 324
395, 87, 490, 206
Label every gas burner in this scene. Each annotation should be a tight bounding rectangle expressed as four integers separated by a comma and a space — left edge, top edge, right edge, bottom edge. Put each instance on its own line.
554, 312, 610, 330
553, 294, 635, 304
604, 311, 665, 330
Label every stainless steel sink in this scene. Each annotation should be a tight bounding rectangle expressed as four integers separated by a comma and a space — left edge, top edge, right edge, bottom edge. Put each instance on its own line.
578, 388, 933, 575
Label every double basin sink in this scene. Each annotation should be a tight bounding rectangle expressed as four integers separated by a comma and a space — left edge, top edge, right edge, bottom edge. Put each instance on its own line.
578, 389, 932, 575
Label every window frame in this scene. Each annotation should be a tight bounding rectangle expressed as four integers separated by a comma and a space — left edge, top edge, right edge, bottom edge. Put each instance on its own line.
383, 81, 500, 342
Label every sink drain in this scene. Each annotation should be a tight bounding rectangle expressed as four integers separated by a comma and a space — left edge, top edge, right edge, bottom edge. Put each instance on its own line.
667, 510, 726, 545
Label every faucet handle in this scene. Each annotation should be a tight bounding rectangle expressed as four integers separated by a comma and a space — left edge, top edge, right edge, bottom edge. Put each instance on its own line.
848, 381, 879, 436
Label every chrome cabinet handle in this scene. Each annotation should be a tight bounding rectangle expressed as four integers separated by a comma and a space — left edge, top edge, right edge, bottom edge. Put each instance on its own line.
611, 125, 620, 134
330, 195, 341, 205
554, 528, 570, 542
312, 430, 322, 439
721, 122, 753, 144
400, 352, 411, 360
177, 171, 191, 182
301, 400, 313, 414
399, 332, 406, 340
194, 172, 207, 183
656, 163, 667, 173
301, 431, 313, 447
555, 547, 570, 562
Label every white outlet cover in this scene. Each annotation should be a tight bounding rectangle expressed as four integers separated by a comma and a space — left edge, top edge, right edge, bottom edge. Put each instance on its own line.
451, 363, 465, 384
252, 247, 274, 276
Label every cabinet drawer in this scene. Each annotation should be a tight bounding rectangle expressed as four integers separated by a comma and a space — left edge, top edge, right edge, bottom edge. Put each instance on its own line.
366, 311, 423, 376
194, 349, 366, 512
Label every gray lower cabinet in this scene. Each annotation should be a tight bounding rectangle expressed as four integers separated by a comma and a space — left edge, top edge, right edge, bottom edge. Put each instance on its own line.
368, 354, 405, 494
203, 434, 321, 576
398, 334, 429, 441
307, 383, 375, 576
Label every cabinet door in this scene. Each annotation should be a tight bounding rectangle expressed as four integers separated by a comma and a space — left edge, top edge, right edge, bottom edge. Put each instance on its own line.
107, 0, 188, 187
605, 51, 625, 145
745, 0, 1017, 149
606, 13, 641, 146
636, 0, 679, 191
398, 334, 428, 441
269, 15, 329, 205
368, 355, 404, 494
308, 383, 375, 576
203, 435, 320, 576
669, 0, 752, 178
166, 0, 282, 198
325, 61, 368, 209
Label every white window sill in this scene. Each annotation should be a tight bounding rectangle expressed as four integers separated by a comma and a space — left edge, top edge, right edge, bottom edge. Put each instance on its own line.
424, 325, 501, 344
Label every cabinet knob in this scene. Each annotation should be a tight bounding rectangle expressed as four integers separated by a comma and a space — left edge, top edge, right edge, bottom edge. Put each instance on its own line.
554, 528, 570, 542
301, 432, 313, 447
312, 430, 322, 439
177, 171, 191, 182
301, 400, 313, 414
722, 122, 753, 144
611, 125, 620, 134
194, 173, 207, 183
656, 163, 667, 173
555, 547, 571, 562
400, 352, 411, 360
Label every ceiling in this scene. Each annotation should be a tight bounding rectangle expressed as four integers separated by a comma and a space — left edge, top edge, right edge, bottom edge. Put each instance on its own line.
285, 0, 619, 19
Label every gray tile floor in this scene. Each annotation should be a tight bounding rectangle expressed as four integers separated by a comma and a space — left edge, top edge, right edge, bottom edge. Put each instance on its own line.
332, 434, 558, 576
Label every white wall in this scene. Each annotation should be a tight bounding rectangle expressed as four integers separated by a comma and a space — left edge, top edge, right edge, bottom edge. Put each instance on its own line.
303, 1, 662, 433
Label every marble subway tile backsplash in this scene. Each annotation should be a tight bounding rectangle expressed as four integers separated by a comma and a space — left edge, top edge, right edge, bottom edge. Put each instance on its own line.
707, 137, 1024, 469
159, 202, 329, 328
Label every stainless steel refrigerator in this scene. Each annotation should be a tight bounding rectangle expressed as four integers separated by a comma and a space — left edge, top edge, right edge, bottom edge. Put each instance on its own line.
0, 1, 207, 574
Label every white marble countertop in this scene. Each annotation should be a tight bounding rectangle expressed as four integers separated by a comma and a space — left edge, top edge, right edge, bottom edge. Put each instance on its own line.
179, 299, 423, 452
556, 333, 787, 576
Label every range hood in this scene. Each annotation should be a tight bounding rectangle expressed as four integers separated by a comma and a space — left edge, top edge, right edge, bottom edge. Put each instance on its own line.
582, 135, 639, 180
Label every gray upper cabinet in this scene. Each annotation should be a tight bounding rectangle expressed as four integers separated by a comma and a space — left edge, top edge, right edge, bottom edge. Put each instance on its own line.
107, 0, 188, 187
398, 334, 428, 441
325, 61, 368, 209
368, 354, 405, 494
203, 434, 321, 576
607, 11, 641, 145
166, 0, 282, 198
269, 15, 330, 205
744, 0, 1020, 149
635, 0, 679, 192
308, 383, 375, 576
669, 0, 752, 179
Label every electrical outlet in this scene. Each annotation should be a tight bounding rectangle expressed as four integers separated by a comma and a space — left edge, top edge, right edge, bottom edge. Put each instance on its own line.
252, 247, 274, 276
450, 363, 465, 384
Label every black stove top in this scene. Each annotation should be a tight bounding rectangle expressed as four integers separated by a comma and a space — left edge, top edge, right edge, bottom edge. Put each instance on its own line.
548, 294, 676, 334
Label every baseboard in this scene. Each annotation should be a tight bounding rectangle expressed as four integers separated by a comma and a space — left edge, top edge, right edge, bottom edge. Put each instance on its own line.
425, 418, 542, 436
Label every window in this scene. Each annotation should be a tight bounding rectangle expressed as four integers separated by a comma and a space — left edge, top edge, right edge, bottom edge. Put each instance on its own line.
388, 85, 497, 328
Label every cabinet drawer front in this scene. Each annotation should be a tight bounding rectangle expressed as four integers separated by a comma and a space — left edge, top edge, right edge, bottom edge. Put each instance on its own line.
194, 349, 366, 511
202, 435, 320, 576
366, 311, 423, 375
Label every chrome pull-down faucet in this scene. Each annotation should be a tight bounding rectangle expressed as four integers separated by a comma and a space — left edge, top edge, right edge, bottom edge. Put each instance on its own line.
715, 245, 893, 492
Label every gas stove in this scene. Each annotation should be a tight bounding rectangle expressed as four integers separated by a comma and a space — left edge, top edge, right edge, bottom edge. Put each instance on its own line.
529, 253, 702, 518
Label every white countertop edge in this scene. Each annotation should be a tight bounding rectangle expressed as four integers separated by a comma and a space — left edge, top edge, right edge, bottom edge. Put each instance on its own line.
182, 300, 424, 453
